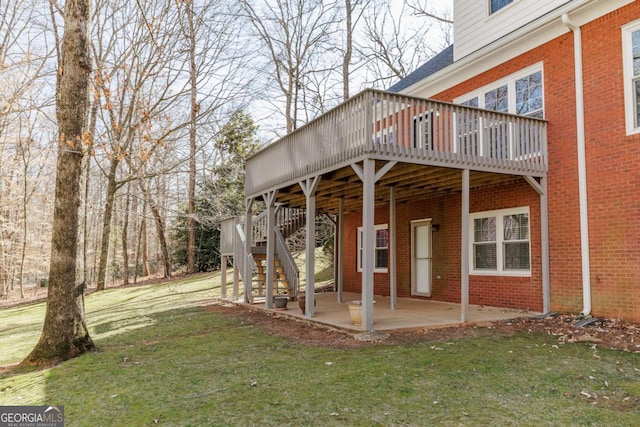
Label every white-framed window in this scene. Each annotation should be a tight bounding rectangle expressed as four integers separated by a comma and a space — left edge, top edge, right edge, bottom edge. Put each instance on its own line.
455, 63, 544, 118
454, 64, 544, 160
622, 20, 640, 135
489, 0, 514, 15
469, 207, 531, 276
357, 224, 388, 273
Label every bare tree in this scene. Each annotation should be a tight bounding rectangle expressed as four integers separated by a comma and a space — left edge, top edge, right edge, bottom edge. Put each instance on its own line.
240, 0, 342, 133
355, 1, 452, 88
23, 0, 94, 365
405, 0, 453, 24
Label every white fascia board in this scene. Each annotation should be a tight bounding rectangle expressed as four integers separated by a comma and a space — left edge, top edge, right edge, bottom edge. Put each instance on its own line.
401, 0, 634, 99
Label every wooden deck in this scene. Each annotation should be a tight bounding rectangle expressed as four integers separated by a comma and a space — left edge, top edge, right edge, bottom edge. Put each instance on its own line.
245, 89, 548, 205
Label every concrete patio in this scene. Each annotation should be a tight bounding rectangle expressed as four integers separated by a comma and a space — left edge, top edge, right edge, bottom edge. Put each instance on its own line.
238, 292, 541, 333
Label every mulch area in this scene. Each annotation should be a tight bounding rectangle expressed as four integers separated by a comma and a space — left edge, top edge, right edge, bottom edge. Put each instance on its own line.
207, 301, 640, 353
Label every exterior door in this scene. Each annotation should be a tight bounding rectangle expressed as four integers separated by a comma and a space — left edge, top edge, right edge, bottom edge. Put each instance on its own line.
411, 220, 432, 296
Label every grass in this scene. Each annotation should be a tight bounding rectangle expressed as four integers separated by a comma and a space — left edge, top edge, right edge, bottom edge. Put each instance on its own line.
0, 273, 639, 426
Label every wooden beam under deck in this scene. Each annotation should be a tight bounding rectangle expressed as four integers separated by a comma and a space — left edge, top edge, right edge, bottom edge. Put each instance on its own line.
271, 161, 526, 215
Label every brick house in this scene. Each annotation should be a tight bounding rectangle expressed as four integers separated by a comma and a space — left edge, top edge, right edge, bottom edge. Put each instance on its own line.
222, 0, 640, 330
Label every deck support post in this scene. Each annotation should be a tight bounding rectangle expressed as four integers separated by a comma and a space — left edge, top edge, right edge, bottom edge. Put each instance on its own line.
361, 159, 376, 331
244, 198, 255, 304
524, 176, 550, 314
461, 169, 470, 322
263, 190, 278, 309
352, 160, 397, 331
390, 186, 397, 311
232, 257, 239, 300
220, 255, 227, 299
337, 197, 345, 303
299, 176, 321, 317
540, 177, 551, 314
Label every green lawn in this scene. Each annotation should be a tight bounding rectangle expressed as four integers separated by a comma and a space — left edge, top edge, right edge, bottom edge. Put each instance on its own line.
1, 273, 639, 426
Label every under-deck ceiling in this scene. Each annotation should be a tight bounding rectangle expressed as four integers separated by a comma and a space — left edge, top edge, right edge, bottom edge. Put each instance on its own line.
270, 161, 525, 215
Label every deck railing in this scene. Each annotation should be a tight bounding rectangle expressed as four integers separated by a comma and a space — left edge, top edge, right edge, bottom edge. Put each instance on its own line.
245, 89, 548, 197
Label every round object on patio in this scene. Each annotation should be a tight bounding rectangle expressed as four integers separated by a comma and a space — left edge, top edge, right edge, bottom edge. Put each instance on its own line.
274, 296, 288, 311
297, 294, 316, 313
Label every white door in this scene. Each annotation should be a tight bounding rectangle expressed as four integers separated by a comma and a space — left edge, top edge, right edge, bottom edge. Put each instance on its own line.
412, 220, 432, 296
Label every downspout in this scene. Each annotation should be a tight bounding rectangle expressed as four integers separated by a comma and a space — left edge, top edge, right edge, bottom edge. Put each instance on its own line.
562, 13, 591, 317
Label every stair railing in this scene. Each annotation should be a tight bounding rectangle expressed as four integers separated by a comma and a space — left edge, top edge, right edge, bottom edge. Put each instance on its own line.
234, 223, 256, 288
274, 226, 299, 298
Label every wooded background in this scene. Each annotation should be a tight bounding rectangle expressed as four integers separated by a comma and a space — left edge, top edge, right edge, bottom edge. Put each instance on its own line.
0, 0, 451, 299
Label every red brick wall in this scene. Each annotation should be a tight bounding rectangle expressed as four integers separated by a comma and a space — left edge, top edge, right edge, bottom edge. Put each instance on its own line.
430, 3, 640, 323
342, 181, 543, 312
342, 3, 640, 321
579, 4, 640, 323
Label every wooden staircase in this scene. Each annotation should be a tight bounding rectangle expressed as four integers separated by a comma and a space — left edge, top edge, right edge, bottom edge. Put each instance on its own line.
251, 250, 294, 298
221, 206, 307, 303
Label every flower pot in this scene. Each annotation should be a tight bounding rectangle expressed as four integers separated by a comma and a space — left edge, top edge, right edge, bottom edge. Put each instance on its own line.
347, 301, 362, 325
298, 294, 316, 313
274, 296, 288, 311
347, 300, 375, 325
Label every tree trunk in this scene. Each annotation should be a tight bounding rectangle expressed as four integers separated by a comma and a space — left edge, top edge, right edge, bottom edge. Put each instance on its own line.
121, 183, 130, 286
23, 0, 94, 365
150, 200, 171, 278
96, 158, 119, 290
137, 175, 170, 278
343, 0, 352, 101
140, 210, 149, 277
186, 3, 197, 274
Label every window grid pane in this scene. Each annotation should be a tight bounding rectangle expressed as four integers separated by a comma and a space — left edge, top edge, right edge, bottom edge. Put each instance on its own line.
474, 243, 497, 269
516, 71, 543, 118
636, 78, 640, 128
504, 242, 530, 270
490, 0, 513, 14
633, 29, 640, 77
474, 217, 496, 242
485, 85, 508, 112
503, 213, 529, 241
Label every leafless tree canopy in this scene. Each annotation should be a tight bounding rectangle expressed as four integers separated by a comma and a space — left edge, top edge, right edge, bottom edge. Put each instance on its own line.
1, 0, 452, 303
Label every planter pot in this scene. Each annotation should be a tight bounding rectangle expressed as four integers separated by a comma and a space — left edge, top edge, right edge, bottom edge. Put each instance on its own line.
274, 296, 288, 311
298, 295, 316, 313
347, 300, 375, 325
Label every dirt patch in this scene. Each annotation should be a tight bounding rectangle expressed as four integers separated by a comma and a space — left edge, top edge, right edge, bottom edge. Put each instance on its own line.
207, 302, 640, 352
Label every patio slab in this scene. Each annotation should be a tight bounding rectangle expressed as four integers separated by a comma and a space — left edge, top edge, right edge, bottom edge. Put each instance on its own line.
237, 292, 540, 333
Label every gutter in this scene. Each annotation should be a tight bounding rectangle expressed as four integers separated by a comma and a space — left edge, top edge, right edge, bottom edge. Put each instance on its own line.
562, 13, 591, 317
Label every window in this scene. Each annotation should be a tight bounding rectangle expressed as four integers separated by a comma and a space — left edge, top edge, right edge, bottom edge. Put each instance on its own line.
470, 207, 530, 276
413, 112, 434, 150
515, 72, 543, 118
622, 21, 640, 134
456, 65, 544, 160
490, 0, 513, 15
485, 84, 509, 112
357, 224, 388, 273
457, 66, 544, 118
461, 98, 478, 108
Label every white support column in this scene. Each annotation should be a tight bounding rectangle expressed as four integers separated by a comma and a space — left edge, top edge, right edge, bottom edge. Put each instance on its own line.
540, 178, 551, 313
220, 255, 227, 299
337, 197, 345, 303
263, 191, 278, 309
244, 198, 254, 304
352, 160, 396, 331
361, 159, 376, 332
390, 186, 397, 310
461, 169, 470, 322
299, 176, 321, 317
524, 175, 550, 314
